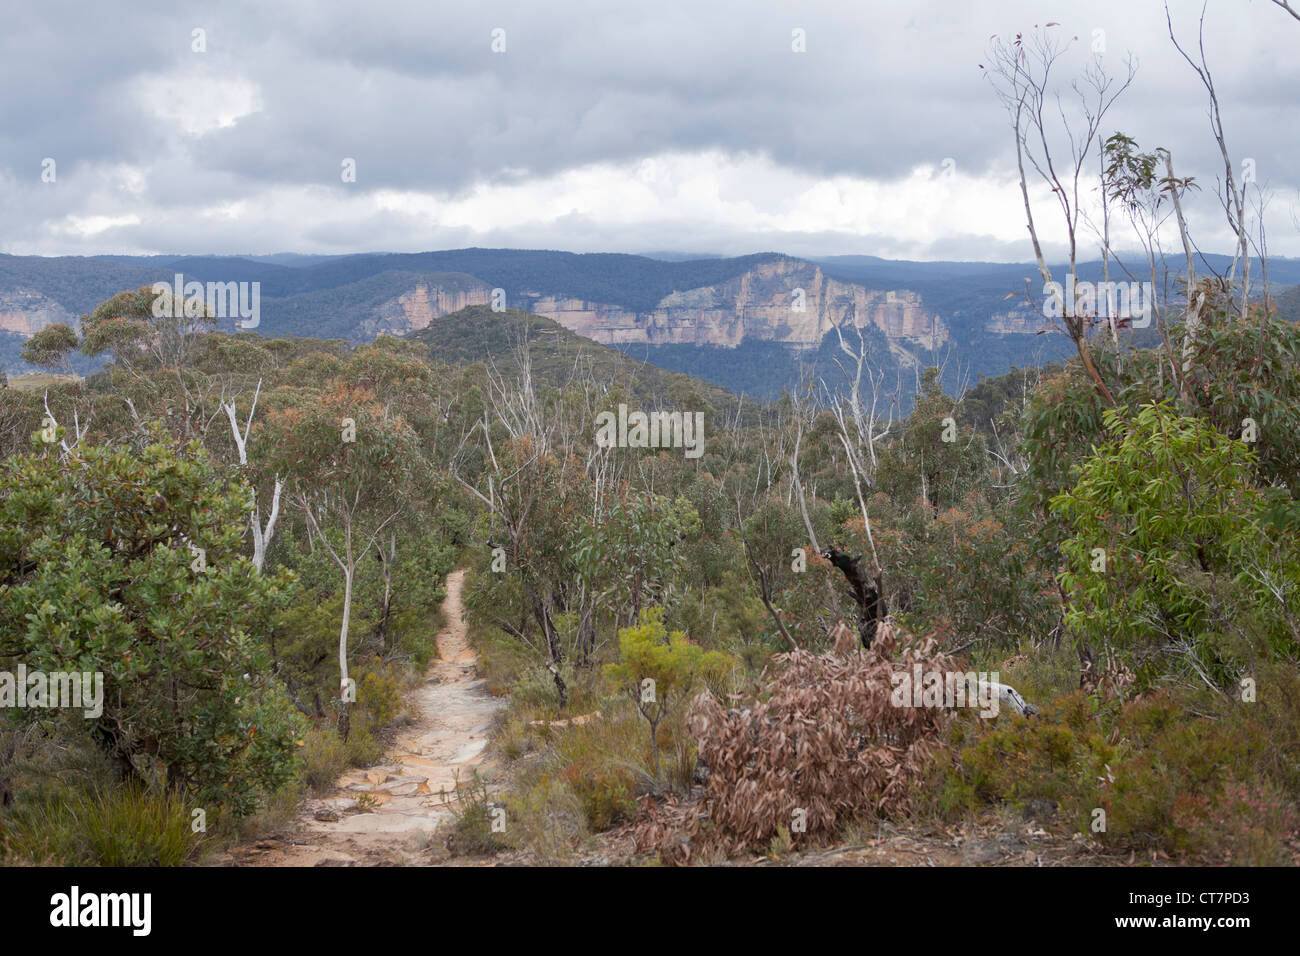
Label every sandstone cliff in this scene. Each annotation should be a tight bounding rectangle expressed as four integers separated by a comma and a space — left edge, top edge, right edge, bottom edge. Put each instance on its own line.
0, 256, 1054, 354
518, 257, 947, 349
362, 277, 494, 338
0, 289, 77, 336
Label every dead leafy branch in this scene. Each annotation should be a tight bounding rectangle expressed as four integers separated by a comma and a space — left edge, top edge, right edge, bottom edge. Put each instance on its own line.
632, 621, 951, 864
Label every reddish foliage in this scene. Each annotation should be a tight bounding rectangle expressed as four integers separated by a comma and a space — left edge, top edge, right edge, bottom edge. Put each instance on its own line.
633, 621, 952, 864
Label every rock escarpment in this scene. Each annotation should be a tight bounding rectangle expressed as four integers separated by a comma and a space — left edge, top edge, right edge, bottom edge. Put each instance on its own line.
0, 289, 77, 336
517, 257, 947, 349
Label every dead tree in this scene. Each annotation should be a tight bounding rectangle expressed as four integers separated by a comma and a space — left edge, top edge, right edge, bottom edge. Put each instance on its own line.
789, 373, 890, 651
985, 26, 1135, 406
820, 545, 887, 650
1166, 3, 1250, 324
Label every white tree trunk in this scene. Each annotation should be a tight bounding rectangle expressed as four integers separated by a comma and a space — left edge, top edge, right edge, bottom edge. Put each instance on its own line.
339, 564, 353, 701
249, 478, 283, 572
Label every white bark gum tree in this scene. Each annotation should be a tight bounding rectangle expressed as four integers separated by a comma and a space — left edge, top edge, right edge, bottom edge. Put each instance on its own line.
298, 486, 402, 738
40, 390, 90, 457
1163, 150, 1205, 391
1098, 138, 1120, 355
220, 379, 282, 573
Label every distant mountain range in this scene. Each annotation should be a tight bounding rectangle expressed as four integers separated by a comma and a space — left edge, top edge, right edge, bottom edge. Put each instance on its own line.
3, 248, 1296, 402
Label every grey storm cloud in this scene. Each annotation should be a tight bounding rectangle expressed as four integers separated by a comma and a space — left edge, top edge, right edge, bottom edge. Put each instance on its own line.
1, 0, 1298, 258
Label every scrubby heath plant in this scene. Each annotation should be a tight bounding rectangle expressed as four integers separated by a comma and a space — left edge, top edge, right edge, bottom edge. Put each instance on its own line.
604, 608, 733, 780
922, 670, 1300, 866
1052, 401, 1300, 688
0, 433, 305, 816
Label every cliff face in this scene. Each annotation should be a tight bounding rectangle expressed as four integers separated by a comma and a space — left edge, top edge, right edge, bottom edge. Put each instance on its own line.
363, 278, 494, 338
0, 258, 953, 352
519, 257, 947, 349
0, 289, 76, 336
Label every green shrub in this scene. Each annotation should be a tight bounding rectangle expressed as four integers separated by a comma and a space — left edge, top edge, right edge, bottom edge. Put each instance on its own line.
357, 662, 404, 726
605, 607, 733, 779
446, 772, 508, 856
927, 683, 1300, 862
343, 715, 385, 768
1, 782, 206, 866
1103, 694, 1271, 853
938, 693, 1113, 827
560, 755, 637, 830
0, 436, 305, 816
1052, 401, 1300, 687
299, 725, 348, 794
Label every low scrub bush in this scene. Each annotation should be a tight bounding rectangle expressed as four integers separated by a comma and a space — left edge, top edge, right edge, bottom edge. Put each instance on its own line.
343, 714, 386, 768
299, 724, 348, 794
929, 684, 1300, 862
1102, 694, 1291, 861
356, 661, 405, 726
446, 771, 508, 857
500, 773, 588, 864
1168, 778, 1298, 865
932, 692, 1112, 826
634, 625, 951, 864
1, 781, 206, 866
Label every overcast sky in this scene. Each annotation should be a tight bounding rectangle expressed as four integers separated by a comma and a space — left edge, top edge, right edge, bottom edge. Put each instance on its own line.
2, 0, 1297, 262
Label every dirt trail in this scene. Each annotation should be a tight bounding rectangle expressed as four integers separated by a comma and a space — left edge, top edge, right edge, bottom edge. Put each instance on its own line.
233, 568, 504, 866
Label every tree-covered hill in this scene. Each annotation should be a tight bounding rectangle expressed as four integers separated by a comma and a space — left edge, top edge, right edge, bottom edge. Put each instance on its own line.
409, 304, 740, 412
255, 270, 489, 341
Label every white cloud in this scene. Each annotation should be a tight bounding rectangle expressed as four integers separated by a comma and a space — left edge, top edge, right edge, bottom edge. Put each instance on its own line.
133, 71, 263, 136
56, 213, 142, 237
1, 0, 1297, 260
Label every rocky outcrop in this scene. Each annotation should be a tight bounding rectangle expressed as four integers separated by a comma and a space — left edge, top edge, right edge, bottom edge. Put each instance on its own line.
362, 277, 495, 338
519, 257, 946, 349
0, 290, 77, 336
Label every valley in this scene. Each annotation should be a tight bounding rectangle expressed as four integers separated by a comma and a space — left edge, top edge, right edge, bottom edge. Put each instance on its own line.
0, 247, 1180, 401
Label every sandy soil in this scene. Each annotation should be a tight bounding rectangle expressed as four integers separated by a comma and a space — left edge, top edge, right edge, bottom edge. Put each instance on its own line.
226, 569, 505, 866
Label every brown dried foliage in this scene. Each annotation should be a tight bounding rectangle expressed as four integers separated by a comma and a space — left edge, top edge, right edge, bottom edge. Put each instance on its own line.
633, 620, 952, 864
1080, 654, 1137, 702
829, 619, 858, 657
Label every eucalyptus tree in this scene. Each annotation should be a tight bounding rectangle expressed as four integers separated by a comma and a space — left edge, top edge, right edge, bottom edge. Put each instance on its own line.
265, 382, 426, 736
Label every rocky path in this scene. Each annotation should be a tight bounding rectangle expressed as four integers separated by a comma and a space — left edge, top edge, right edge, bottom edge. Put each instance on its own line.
231, 568, 505, 866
